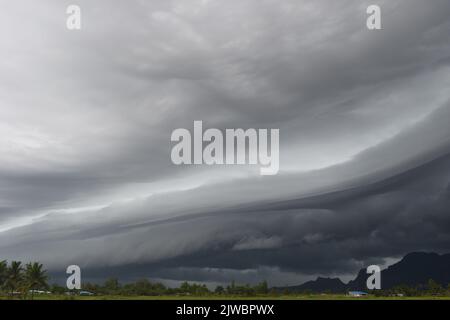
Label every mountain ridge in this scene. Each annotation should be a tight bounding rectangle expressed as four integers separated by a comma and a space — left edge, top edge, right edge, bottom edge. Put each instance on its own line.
275, 252, 450, 293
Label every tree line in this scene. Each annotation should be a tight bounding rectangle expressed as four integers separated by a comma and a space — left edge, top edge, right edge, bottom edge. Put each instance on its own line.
0, 260, 271, 298
51, 278, 450, 297
0, 260, 48, 299
2, 260, 450, 298
370, 279, 450, 297
53, 278, 270, 297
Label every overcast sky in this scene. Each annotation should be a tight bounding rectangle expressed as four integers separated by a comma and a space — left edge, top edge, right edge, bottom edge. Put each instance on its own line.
1, 0, 450, 286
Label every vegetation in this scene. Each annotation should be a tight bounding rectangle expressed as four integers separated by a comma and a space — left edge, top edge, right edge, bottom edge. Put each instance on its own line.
0, 260, 49, 299
49, 278, 269, 297
369, 279, 450, 297
24, 262, 49, 299
1, 260, 450, 300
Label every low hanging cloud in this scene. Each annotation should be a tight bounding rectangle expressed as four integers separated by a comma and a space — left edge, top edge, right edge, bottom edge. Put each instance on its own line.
0, 0, 450, 285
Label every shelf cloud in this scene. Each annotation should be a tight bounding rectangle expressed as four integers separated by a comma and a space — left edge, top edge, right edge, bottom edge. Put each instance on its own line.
1, 0, 450, 285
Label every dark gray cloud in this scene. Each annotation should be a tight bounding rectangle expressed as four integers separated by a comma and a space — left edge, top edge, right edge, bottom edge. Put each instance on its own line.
1, 0, 450, 286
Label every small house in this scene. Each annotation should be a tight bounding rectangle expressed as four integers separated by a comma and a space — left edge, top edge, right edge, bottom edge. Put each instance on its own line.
348, 291, 368, 297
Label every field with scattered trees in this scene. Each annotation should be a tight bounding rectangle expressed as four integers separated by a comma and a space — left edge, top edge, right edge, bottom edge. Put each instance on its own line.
1, 260, 450, 300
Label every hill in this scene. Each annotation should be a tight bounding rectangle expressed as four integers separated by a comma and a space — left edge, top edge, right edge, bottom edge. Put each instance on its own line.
276, 252, 450, 293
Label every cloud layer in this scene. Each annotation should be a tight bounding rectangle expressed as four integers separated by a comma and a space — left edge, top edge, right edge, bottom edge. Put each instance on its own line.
1, 0, 450, 285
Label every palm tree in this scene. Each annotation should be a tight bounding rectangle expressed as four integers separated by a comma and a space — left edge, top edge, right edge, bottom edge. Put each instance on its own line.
0, 260, 7, 290
5, 261, 24, 297
24, 262, 48, 300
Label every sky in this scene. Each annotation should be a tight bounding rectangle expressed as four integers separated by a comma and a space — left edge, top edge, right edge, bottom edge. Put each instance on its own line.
1, 0, 450, 287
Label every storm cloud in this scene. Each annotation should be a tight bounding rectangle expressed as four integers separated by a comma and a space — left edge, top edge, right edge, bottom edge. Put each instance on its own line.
1, 0, 450, 286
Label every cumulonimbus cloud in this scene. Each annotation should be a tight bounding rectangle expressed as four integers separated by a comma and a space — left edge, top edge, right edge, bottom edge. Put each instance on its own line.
0, 0, 450, 285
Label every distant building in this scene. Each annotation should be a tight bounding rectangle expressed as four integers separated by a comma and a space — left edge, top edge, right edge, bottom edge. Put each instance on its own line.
348, 291, 368, 297
29, 290, 51, 294
390, 293, 404, 297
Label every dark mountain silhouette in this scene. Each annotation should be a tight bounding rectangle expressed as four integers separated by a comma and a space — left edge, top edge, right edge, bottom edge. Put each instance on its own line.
348, 252, 450, 291
276, 252, 450, 293
274, 277, 346, 293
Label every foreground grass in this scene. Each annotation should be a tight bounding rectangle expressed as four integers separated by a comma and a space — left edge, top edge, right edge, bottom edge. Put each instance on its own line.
2, 294, 450, 300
